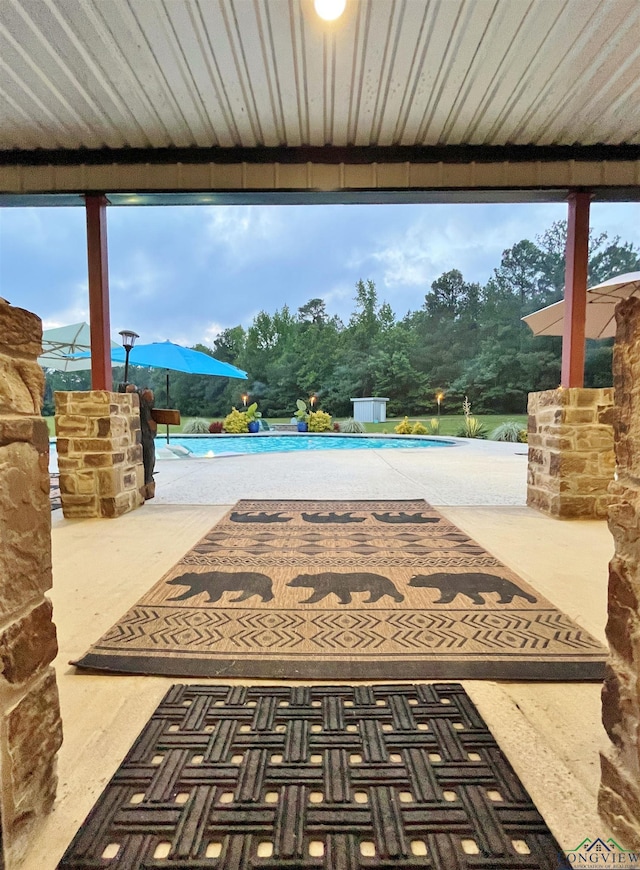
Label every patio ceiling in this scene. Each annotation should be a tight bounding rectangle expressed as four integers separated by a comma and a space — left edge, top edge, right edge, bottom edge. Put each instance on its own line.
1, 0, 640, 203
2, 0, 640, 152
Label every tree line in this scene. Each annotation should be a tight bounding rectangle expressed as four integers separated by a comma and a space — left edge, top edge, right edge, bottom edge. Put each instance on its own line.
43, 220, 640, 419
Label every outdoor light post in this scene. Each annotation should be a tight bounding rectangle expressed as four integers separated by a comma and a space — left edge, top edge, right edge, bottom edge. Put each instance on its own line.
119, 329, 139, 387
436, 392, 444, 418
242, 393, 248, 408
309, 395, 317, 411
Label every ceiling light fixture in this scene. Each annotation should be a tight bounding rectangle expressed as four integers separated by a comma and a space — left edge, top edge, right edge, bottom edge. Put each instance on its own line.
314, 0, 346, 22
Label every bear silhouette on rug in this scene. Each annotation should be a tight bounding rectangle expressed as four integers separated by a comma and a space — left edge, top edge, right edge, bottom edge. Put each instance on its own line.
301, 512, 365, 524
230, 511, 291, 524
288, 572, 404, 604
408, 572, 537, 605
373, 512, 439, 524
167, 571, 274, 603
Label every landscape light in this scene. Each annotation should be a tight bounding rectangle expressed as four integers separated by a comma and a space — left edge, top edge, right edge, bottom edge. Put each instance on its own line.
118, 329, 139, 385
314, 0, 346, 22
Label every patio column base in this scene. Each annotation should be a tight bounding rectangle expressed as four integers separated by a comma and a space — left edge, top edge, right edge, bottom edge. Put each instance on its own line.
55, 390, 145, 518
526, 387, 614, 519
0, 299, 62, 866
599, 297, 640, 850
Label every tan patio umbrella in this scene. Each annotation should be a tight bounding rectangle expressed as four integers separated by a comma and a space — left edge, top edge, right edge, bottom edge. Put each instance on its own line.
522, 271, 640, 339
38, 322, 119, 372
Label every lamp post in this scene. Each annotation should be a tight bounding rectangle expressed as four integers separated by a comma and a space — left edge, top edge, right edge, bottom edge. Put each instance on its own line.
242, 393, 248, 408
436, 392, 444, 419
119, 329, 139, 387
309, 395, 317, 411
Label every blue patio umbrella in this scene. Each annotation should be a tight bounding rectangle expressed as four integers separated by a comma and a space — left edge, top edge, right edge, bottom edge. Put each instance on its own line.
71, 340, 248, 442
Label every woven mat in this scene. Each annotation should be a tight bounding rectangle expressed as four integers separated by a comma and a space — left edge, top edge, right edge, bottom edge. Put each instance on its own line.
57, 682, 570, 870
73, 499, 606, 680
50, 473, 61, 512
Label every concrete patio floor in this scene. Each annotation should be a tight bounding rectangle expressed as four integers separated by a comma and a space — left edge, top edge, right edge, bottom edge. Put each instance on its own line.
26, 440, 614, 867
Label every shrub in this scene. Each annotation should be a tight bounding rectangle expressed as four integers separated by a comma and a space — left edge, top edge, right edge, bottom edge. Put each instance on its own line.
518, 429, 528, 443
208, 421, 223, 434
333, 422, 341, 432
308, 410, 332, 432
427, 418, 440, 435
412, 421, 428, 435
395, 416, 413, 434
183, 418, 211, 434
490, 421, 526, 442
340, 418, 365, 434
456, 416, 487, 439
223, 408, 249, 434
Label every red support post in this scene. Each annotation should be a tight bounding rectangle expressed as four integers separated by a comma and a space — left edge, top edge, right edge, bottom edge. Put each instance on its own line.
561, 190, 591, 388
85, 195, 113, 391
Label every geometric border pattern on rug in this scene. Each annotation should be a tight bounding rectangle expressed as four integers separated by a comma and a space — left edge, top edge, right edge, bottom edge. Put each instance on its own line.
50, 473, 61, 512
73, 499, 607, 681
56, 683, 570, 869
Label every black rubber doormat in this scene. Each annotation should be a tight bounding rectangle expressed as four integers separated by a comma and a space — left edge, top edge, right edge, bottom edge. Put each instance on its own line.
57, 683, 569, 869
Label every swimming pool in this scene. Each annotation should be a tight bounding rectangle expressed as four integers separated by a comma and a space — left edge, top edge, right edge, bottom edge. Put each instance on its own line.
157, 434, 454, 457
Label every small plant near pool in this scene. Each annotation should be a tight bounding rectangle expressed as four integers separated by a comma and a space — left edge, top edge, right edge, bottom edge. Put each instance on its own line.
183, 418, 211, 434
412, 421, 428, 435
490, 421, 527, 442
223, 408, 249, 434
456, 416, 488, 439
394, 416, 413, 434
208, 421, 224, 433
426, 418, 440, 435
308, 410, 332, 432
340, 418, 365, 434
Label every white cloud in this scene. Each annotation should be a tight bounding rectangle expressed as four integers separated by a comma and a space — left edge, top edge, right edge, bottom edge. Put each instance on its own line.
40, 280, 89, 328
110, 250, 167, 302
321, 281, 354, 315
202, 206, 284, 264
356, 204, 568, 291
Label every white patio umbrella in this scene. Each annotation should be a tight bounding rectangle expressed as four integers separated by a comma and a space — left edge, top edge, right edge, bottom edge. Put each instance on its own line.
522, 271, 640, 339
38, 322, 119, 372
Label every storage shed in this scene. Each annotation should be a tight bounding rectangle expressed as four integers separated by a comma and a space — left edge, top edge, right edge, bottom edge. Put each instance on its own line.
351, 397, 389, 423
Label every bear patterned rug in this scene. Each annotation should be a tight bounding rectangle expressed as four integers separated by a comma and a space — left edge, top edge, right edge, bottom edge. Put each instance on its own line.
56, 683, 571, 870
72, 499, 607, 680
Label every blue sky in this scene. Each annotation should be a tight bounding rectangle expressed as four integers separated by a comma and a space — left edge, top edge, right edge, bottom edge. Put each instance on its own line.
1, 201, 639, 347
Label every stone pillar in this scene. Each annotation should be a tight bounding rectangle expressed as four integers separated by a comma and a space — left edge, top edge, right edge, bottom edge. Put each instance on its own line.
526, 387, 614, 518
54, 391, 145, 518
0, 299, 62, 866
599, 297, 640, 849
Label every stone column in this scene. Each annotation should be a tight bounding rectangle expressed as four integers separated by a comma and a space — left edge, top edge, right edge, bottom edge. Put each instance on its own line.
526, 387, 614, 518
55, 391, 145, 518
0, 299, 62, 866
599, 297, 640, 848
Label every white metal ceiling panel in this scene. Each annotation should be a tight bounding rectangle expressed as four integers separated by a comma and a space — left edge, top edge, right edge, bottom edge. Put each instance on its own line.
0, 0, 639, 152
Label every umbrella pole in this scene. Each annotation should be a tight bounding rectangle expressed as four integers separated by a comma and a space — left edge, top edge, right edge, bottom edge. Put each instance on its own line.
166, 372, 170, 444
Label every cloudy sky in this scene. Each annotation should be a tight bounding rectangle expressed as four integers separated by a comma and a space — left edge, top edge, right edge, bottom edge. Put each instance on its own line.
1, 200, 639, 347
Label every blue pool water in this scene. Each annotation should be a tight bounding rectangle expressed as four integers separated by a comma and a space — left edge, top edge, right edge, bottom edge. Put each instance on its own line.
158, 434, 454, 457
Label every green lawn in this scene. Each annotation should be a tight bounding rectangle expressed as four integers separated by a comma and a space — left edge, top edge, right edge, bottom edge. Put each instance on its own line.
360, 415, 527, 437
45, 413, 527, 439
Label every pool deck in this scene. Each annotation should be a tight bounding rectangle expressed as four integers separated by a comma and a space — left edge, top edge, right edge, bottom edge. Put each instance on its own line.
24, 439, 615, 867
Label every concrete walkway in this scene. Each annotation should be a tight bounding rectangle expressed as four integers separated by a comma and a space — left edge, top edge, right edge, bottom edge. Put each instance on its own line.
152, 437, 528, 506
23, 441, 614, 868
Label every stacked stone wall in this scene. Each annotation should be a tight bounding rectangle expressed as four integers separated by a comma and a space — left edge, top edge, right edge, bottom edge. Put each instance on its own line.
0, 299, 62, 866
599, 296, 640, 848
54, 391, 145, 518
527, 387, 614, 518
